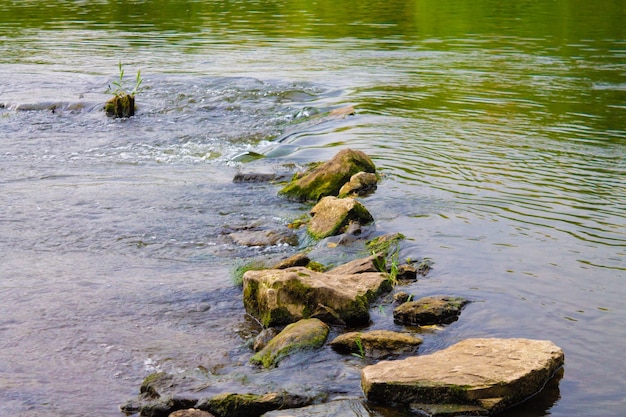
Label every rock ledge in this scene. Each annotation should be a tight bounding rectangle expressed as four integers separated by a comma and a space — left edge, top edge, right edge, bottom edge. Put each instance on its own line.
361, 338, 564, 416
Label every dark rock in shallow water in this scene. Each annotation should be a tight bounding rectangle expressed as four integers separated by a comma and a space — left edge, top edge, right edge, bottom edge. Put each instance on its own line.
119, 397, 197, 417
330, 330, 423, 359
228, 229, 298, 247
233, 173, 287, 183
197, 391, 313, 417
393, 295, 469, 326
361, 338, 565, 416
272, 253, 311, 269
169, 409, 215, 417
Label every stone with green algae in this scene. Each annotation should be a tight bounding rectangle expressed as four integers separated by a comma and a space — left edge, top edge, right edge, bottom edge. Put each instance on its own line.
278, 148, 376, 202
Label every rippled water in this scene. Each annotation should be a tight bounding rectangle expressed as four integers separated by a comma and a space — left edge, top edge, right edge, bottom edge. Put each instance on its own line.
1, 1, 625, 416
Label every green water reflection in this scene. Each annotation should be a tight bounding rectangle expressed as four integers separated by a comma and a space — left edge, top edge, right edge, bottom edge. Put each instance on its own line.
2, 0, 625, 41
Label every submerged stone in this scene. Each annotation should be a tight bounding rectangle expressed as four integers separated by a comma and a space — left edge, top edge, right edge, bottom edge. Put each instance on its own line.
262, 399, 375, 417
361, 338, 564, 416
278, 148, 376, 202
169, 409, 215, 417
228, 229, 298, 247
198, 391, 312, 417
250, 318, 329, 368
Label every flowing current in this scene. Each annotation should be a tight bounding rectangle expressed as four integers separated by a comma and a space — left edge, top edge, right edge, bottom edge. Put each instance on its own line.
1, 1, 625, 416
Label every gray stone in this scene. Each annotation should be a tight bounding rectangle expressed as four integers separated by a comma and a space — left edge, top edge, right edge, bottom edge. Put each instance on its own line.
393, 296, 469, 326
229, 229, 298, 247
361, 338, 564, 416
243, 267, 391, 327
308, 196, 373, 239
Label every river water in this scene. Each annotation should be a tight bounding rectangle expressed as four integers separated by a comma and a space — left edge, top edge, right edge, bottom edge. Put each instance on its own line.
1, 1, 625, 416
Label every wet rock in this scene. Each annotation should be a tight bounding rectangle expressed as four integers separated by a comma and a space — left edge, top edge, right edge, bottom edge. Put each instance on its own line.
393, 292, 411, 304
233, 173, 286, 183
169, 409, 215, 417
361, 338, 565, 416
243, 266, 391, 327
330, 330, 423, 359
198, 391, 312, 417
272, 253, 311, 269
121, 397, 198, 417
393, 296, 469, 326
396, 264, 417, 281
278, 149, 376, 202
140, 372, 176, 399
308, 196, 373, 239
253, 327, 280, 352
338, 171, 378, 198
104, 92, 135, 118
228, 229, 298, 247
262, 398, 374, 417
326, 253, 384, 275
250, 318, 329, 368
365, 233, 405, 258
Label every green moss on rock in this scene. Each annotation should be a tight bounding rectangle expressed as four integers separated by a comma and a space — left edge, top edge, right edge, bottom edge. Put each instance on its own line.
278, 149, 376, 202
250, 318, 329, 368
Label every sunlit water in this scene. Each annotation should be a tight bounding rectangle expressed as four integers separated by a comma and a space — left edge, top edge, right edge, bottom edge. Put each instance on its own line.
1, 1, 625, 416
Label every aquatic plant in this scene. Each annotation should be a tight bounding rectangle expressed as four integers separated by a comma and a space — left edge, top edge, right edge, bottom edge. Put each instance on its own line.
104, 61, 143, 118
351, 334, 366, 359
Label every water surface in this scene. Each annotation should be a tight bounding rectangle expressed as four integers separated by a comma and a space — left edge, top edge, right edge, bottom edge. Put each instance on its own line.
1, 1, 625, 416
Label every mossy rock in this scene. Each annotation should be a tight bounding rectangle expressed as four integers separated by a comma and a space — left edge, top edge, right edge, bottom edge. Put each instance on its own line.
104, 92, 135, 118
250, 318, 329, 369
278, 149, 376, 202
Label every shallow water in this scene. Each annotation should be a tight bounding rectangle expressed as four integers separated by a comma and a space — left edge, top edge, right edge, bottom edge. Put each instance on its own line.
1, 1, 625, 416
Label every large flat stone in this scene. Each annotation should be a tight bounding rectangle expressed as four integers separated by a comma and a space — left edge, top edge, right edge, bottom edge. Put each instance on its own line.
243, 266, 391, 327
361, 338, 564, 416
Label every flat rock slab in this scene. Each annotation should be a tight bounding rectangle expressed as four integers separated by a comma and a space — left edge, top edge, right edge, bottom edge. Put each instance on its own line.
393, 296, 469, 326
361, 338, 564, 416
243, 266, 391, 327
